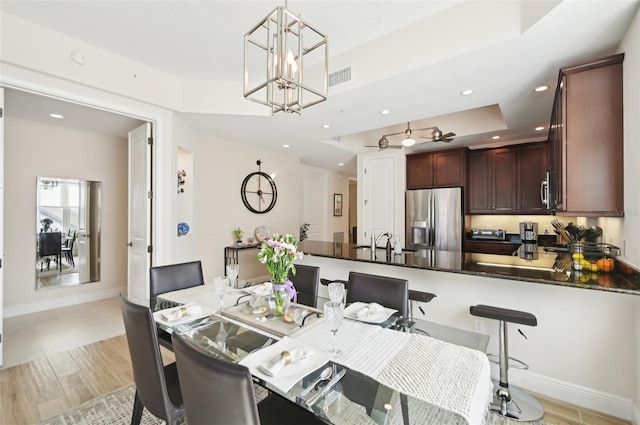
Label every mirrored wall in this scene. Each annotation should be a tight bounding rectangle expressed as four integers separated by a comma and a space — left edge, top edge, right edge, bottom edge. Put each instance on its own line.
36, 177, 102, 290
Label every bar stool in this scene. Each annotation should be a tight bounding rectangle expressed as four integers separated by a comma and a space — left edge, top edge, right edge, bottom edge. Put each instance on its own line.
469, 304, 544, 421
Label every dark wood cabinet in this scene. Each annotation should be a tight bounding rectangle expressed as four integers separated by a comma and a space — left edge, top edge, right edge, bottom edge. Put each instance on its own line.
548, 53, 624, 216
406, 148, 466, 190
517, 142, 548, 214
468, 148, 517, 213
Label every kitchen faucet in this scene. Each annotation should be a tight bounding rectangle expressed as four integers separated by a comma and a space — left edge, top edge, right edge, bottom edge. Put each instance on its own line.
371, 232, 393, 250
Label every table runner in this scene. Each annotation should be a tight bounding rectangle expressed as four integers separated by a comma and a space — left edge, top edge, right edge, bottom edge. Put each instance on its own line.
158, 284, 217, 303
294, 320, 492, 425
293, 320, 410, 378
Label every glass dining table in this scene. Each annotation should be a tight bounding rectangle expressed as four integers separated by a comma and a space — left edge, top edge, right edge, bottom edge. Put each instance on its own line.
140, 283, 493, 425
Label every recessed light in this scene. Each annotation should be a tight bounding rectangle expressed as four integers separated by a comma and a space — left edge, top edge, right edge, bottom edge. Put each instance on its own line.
321, 124, 331, 129
380, 109, 390, 115
492, 135, 500, 140
460, 89, 474, 96
282, 144, 290, 148
338, 163, 344, 166
535, 126, 545, 131
49, 113, 64, 119
534, 85, 549, 92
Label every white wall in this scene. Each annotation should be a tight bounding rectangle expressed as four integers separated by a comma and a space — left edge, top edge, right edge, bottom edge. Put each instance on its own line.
192, 132, 305, 282
300, 164, 350, 243
618, 2, 640, 269
617, 5, 640, 423
4, 117, 128, 315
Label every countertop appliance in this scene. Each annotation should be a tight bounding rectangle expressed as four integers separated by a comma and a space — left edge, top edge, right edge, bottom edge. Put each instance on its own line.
470, 229, 506, 241
406, 187, 463, 251
520, 221, 538, 243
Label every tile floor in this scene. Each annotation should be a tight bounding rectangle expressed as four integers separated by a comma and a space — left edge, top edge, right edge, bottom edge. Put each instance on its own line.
1, 297, 124, 369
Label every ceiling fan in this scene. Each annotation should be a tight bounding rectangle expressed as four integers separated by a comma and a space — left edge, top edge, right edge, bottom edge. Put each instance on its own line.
367, 122, 456, 149
419, 126, 456, 143
365, 135, 403, 150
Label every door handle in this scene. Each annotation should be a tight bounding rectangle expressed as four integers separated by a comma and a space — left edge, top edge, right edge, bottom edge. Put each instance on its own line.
127, 242, 133, 247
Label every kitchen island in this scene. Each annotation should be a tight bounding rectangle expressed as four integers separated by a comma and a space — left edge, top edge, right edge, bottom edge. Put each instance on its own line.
295, 240, 640, 421
298, 240, 640, 295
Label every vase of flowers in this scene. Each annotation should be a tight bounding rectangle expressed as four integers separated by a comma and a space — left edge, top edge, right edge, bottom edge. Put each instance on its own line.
257, 233, 304, 317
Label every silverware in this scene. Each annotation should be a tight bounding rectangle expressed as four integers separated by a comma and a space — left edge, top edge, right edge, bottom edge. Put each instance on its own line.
306, 368, 346, 407
298, 366, 332, 398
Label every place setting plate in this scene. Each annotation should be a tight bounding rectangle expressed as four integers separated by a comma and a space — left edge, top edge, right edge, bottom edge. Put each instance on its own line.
343, 302, 397, 324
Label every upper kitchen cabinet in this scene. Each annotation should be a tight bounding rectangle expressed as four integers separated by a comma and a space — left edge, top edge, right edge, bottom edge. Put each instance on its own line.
517, 142, 548, 214
468, 147, 517, 214
548, 53, 624, 216
406, 148, 467, 190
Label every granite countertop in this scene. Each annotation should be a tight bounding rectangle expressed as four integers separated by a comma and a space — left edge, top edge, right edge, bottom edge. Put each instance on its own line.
298, 240, 640, 295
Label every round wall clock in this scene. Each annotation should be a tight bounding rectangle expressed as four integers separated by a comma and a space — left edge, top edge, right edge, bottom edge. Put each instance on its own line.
241, 160, 278, 214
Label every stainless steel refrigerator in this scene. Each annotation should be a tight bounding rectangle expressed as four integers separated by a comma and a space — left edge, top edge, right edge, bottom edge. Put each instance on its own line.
405, 188, 463, 251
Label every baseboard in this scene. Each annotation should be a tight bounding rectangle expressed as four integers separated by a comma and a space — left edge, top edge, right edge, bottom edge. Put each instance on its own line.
492, 364, 632, 421
3, 286, 126, 318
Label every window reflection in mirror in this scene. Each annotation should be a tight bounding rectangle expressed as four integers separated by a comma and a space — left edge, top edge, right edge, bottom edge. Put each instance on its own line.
36, 177, 101, 290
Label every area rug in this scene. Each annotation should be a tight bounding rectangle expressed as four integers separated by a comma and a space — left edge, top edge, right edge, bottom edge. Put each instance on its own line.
40, 383, 550, 425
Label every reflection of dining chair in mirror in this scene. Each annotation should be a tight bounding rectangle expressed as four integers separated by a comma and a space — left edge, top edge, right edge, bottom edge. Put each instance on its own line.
38, 232, 62, 271
61, 230, 77, 267
36, 177, 102, 290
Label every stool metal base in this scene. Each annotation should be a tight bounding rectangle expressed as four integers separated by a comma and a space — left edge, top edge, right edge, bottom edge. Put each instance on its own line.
488, 380, 544, 422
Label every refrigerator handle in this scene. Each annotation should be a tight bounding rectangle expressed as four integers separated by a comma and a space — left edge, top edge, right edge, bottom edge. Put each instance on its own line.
430, 194, 436, 246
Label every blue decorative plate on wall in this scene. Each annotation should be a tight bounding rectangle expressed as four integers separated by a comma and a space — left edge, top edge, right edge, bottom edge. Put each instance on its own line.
178, 222, 190, 236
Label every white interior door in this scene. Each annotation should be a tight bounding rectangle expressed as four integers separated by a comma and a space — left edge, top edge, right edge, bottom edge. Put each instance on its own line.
362, 156, 395, 246
302, 168, 327, 241
0, 88, 5, 365
128, 123, 152, 301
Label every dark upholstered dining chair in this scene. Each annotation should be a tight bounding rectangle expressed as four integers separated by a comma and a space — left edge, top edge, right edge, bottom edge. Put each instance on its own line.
172, 332, 325, 425
346, 271, 409, 320
149, 261, 205, 349
119, 294, 184, 425
290, 264, 320, 307
149, 260, 205, 298
38, 232, 62, 272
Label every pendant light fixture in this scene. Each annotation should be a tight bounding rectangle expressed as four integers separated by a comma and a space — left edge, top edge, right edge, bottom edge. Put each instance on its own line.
244, 2, 328, 115
401, 123, 416, 147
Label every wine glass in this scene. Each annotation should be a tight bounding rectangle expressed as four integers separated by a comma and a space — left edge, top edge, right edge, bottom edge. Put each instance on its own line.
324, 301, 344, 357
328, 282, 345, 304
213, 276, 230, 312
226, 263, 239, 288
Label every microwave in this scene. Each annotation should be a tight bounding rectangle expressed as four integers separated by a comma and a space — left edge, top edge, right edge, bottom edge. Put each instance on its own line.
470, 229, 506, 241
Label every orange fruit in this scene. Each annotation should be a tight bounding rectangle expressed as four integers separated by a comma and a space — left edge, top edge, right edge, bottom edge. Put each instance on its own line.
596, 258, 615, 273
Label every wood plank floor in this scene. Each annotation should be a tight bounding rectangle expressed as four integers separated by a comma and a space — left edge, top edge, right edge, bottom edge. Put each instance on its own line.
0, 297, 631, 425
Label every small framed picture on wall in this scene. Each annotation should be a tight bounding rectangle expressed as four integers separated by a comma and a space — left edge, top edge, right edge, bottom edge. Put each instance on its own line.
334, 193, 343, 216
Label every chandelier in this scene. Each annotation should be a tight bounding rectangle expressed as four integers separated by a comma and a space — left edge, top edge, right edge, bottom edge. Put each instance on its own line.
244, 4, 328, 115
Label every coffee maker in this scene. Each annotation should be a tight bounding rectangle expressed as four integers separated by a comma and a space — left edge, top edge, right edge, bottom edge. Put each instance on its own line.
519, 221, 538, 261
519, 221, 538, 243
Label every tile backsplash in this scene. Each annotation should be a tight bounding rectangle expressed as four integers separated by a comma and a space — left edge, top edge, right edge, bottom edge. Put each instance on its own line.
468, 215, 625, 249
469, 215, 578, 236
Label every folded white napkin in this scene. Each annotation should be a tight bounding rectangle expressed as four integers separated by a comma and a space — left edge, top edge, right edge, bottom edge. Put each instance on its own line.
257, 347, 313, 377
356, 303, 384, 320
160, 303, 203, 322
248, 282, 272, 297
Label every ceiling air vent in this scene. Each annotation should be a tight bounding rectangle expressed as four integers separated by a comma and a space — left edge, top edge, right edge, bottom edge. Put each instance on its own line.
329, 66, 352, 87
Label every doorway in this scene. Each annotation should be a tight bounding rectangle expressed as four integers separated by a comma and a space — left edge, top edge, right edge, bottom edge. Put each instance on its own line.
3, 88, 149, 304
